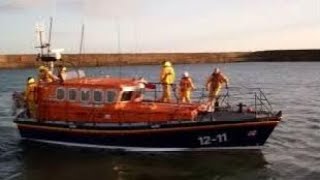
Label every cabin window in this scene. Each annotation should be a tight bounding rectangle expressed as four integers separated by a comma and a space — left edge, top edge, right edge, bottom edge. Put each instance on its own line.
56, 88, 65, 100
93, 90, 103, 103
106, 90, 117, 103
68, 89, 77, 101
80, 89, 90, 102
121, 91, 133, 101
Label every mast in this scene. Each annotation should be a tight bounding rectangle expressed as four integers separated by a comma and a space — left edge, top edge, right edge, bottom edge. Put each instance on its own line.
79, 24, 85, 55
47, 17, 53, 54
35, 17, 63, 71
48, 17, 54, 71
35, 23, 45, 56
79, 24, 85, 66
116, 18, 122, 77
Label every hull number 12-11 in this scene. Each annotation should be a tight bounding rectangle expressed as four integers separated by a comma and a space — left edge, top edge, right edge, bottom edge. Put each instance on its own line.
198, 133, 228, 145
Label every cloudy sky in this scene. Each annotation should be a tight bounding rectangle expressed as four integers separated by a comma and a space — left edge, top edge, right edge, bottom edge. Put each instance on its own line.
0, 0, 320, 54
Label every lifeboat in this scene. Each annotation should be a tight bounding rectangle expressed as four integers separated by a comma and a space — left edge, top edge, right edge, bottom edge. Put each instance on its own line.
13, 67, 283, 151
12, 27, 282, 151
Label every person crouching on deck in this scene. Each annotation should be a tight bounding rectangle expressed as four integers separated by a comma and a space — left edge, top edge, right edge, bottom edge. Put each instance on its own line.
25, 77, 37, 118
179, 71, 195, 103
205, 68, 229, 112
160, 61, 175, 103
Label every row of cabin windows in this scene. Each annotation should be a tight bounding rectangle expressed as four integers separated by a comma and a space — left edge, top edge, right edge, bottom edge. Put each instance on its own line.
56, 88, 118, 104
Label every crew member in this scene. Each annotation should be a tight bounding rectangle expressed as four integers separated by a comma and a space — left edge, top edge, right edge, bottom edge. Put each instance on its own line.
25, 77, 37, 118
38, 66, 56, 83
160, 61, 175, 102
133, 77, 147, 102
179, 71, 195, 103
205, 68, 229, 111
57, 65, 67, 83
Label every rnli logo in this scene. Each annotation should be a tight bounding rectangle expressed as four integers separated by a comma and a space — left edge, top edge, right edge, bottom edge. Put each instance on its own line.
247, 130, 257, 137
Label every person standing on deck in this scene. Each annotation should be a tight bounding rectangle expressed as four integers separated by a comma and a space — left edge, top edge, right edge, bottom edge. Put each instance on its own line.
25, 77, 37, 118
179, 71, 195, 103
133, 77, 148, 102
160, 61, 175, 102
205, 68, 229, 111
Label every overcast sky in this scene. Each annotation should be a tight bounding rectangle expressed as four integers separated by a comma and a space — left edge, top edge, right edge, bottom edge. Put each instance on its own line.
0, 0, 320, 54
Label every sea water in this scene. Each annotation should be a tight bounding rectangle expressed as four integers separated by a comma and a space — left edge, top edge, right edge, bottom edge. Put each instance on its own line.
0, 62, 319, 180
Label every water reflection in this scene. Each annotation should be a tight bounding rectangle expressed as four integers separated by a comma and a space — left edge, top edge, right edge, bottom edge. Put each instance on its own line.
20, 142, 268, 180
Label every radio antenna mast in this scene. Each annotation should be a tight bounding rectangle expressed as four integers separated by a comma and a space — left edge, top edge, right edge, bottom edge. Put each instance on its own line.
35, 17, 64, 72
35, 23, 45, 56
47, 17, 53, 54
79, 24, 85, 66
79, 24, 85, 54
117, 18, 122, 77
35, 17, 53, 57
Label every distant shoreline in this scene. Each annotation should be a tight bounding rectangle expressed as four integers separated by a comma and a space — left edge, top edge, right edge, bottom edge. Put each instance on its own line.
1, 49, 320, 69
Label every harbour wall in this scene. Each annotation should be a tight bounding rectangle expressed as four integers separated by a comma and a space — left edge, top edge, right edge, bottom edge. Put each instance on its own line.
0, 50, 320, 69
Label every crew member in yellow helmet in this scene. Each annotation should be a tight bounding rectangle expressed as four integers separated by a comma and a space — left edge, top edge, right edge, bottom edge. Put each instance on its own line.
38, 65, 56, 83
25, 77, 37, 118
179, 71, 195, 103
160, 61, 175, 102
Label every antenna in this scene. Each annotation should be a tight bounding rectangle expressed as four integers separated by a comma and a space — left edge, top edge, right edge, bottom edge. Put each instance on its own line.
35, 22, 45, 55
47, 17, 53, 54
79, 24, 85, 54
133, 18, 138, 75
34, 17, 61, 64
79, 24, 85, 66
116, 18, 122, 77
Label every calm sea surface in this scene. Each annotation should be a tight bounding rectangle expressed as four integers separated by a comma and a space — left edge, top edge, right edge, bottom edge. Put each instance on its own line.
0, 62, 319, 180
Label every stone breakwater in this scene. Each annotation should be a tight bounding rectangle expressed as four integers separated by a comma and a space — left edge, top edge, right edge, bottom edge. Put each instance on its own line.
0, 50, 319, 69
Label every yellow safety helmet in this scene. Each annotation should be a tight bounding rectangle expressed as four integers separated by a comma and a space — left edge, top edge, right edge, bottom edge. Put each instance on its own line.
39, 65, 48, 72
27, 78, 35, 84
163, 61, 172, 67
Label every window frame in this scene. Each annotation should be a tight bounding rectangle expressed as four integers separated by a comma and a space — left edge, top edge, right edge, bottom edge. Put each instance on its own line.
92, 89, 104, 104
67, 88, 78, 102
80, 88, 91, 103
56, 87, 66, 101
105, 89, 118, 104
